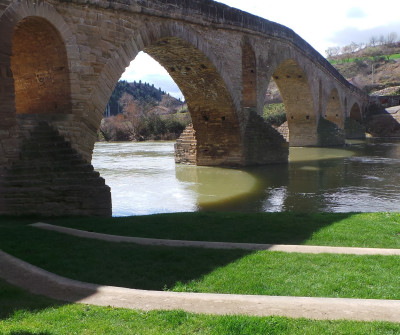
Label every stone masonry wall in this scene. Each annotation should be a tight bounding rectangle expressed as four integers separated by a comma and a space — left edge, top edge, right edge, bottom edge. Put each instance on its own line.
175, 124, 197, 165
0, 0, 371, 216
0, 120, 111, 216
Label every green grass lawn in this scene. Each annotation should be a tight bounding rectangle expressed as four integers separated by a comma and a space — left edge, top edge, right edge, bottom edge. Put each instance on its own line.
1, 213, 400, 333
171, 251, 400, 299
42, 212, 400, 248
1, 280, 400, 335
0, 216, 399, 299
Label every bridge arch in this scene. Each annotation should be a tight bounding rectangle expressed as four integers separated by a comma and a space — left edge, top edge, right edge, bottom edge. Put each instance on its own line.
271, 58, 317, 146
90, 22, 243, 166
324, 88, 344, 128
349, 102, 362, 121
11, 16, 71, 115
0, 1, 76, 166
242, 40, 257, 109
345, 101, 365, 139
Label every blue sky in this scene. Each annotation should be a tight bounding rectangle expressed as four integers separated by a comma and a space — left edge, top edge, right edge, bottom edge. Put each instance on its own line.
120, 0, 400, 99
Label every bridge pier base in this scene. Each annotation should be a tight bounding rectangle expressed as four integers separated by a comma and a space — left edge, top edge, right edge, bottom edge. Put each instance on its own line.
243, 109, 289, 165
345, 118, 366, 139
317, 117, 346, 146
175, 110, 289, 166
0, 121, 111, 217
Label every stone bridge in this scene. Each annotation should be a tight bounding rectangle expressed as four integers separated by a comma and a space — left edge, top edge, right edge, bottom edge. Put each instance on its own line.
0, 0, 368, 216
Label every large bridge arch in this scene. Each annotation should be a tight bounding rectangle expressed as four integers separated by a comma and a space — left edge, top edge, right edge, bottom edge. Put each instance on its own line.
11, 16, 71, 116
0, 0, 370, 216
89, 22, 243, 166
0, 0, 78, 168
270, 58, 318, 146
0, 1, 111, 217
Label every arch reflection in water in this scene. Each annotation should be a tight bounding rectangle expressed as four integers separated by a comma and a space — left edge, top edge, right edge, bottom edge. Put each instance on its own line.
175, 165, 259, 211
92, 139, 400, 216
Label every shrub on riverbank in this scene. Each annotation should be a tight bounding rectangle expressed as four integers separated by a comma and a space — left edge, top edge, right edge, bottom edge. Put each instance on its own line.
263, 103, 286, 126
99, 109, 191, 142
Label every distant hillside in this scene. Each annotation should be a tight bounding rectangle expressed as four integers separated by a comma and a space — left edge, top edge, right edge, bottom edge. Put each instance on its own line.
100, 80, 190, 142
105, 80, 185, 116
327, 42, 400, 95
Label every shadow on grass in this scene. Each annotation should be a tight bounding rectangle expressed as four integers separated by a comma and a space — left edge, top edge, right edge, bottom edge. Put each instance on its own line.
0, 219, 252, 291
0, 210, 389, 322
0, 278, 64, 321
46, 211, 354, 245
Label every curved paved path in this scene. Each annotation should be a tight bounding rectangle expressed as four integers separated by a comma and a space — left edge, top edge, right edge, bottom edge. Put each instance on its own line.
32, 222, 400, 255
1, 250, 400, 322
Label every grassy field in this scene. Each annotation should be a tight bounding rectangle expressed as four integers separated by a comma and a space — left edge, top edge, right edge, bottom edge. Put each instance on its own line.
329, 53, 400, 64
1, 212, 400, 332
1, 279, 400, 335
0, 213, 399, 297
172, 251, 400, 299
44, 212, 400, 248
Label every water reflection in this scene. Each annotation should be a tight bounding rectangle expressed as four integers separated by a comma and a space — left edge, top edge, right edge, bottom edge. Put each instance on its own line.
92, 139, 400, 216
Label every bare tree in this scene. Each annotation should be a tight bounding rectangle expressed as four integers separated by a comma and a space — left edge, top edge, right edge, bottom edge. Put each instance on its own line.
386, 32, 398, 45
119, 92, 144, 140
325, 46, 340, 58
369, 36, 378, 47
341, 45, 353, 62
349, 42, 359, 53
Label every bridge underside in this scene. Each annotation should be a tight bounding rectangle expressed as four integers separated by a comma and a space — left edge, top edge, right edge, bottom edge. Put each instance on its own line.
0, 0, 367, 216
145, 37, 243, 166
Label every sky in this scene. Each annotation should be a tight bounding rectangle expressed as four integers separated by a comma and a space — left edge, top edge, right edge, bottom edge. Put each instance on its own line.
120, 0, 400, 99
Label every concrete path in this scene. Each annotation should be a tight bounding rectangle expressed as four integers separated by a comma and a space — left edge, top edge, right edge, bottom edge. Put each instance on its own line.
31, 222, 400, 256
1, 249, 400, 322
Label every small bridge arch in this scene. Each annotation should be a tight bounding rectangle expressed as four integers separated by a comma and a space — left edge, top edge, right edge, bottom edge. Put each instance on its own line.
270, 58, 318, 147
324, 88, 344, 129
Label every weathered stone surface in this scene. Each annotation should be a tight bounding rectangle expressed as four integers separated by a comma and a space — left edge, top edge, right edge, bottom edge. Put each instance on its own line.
0, 122, 111, 216
345, 118, 366, 140
175, 124, 197, 165
0, 0, 370, 215
317, 117, 345, 146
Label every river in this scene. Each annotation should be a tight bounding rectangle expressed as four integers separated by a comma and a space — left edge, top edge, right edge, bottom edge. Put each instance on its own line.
92, 139, 400, 216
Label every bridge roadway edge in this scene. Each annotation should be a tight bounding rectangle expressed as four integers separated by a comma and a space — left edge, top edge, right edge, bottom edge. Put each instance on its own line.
58, 0, 368, 101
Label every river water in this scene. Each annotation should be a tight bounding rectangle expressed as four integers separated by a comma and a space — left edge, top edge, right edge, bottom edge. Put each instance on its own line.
92, 139, 400, 216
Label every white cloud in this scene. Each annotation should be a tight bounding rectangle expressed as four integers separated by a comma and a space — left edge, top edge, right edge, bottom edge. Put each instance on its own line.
346, 7, 367, 19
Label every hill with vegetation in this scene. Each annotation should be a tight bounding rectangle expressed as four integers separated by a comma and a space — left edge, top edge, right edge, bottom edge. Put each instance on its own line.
325, 34, 400, 138
326, 36, 400, 95
100, 80, 190, 142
